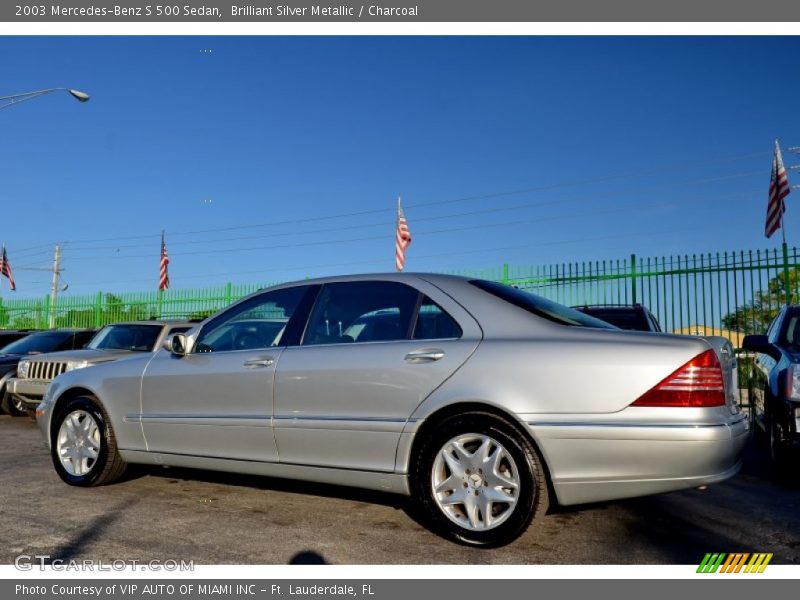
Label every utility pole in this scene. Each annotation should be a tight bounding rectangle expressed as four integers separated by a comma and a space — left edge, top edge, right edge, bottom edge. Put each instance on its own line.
48, 243, 62, 329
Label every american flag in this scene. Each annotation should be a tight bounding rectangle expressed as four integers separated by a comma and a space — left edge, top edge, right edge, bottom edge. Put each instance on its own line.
765, 139, 791, 238
159, 231, 170, 291
395, 198, 412, 272
0, 245, 16, 291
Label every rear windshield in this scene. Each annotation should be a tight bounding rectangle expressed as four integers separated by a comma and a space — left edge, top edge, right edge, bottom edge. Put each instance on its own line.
0, 332, 71, 355
469, 280, 616, 329
576, 308, 650, 331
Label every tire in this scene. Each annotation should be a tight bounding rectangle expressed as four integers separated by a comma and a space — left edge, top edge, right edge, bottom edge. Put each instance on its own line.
1, 391, 27, 417
752, 414, 767, 444
410, 411, 549, 547
50, 396, 127, 487
767, 411, 791, 475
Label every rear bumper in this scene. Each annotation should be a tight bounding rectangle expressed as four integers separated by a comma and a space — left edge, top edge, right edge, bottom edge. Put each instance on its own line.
6, 378, 46, 409
529, 414, 749, 506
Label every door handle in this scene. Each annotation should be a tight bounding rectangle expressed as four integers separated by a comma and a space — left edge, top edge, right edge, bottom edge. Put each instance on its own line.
405, 349, 445, 363
243, 357, 275, 368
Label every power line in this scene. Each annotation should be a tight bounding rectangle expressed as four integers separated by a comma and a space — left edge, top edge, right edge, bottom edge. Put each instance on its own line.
63, 224, 712, 288
59, 172, 763, 254
60, 187, 760, 262
42, 151, 768, 248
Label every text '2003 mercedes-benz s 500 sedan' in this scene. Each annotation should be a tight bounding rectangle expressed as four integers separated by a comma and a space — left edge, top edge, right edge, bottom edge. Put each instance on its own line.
35, 274, 749, 546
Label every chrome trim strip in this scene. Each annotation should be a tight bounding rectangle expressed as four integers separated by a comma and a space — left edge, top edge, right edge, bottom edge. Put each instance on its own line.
129, 413, 271, 421
127, 414, 271, 427
124, 414, 420, 425
274, 415, 416, 423
128, 414, 418, 424
527, 420, 738, 429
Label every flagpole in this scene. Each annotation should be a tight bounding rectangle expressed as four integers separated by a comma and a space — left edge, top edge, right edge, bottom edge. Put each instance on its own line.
157, 230, 165, 319
396, 197, 401, 272
778, 139, 792, 304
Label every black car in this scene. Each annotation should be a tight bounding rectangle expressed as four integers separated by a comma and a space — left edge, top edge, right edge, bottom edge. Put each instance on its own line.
0, 329, 97, 416
0, 330, 32, 348
572, 304, 662, 332
743, 305, 800, 470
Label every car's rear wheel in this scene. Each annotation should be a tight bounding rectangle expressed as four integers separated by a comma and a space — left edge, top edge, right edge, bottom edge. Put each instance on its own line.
1, 391, 26, 417
411, 411, 548, 547
51, 396, 127, 486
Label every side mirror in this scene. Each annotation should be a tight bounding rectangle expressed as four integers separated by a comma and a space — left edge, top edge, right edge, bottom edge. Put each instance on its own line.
169, 333, 189, 356
742, 334, 781, 360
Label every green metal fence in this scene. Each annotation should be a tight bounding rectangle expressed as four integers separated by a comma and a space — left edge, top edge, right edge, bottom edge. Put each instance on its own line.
450, 245, 800, 412
1, 244, 798, 347
453, 243, 800, 342
1, 243, 796, 412
0, 282, 279, 331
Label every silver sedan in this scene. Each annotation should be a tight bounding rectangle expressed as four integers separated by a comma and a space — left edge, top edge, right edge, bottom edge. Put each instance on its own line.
36, 274, 748, 546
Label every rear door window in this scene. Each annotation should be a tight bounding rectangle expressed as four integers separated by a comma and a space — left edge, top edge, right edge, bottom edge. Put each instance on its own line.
303, 281, 420, 345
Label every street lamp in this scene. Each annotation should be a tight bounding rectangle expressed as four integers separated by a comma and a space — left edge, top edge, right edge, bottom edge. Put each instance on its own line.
0, 87, 91, 110
1, 87, 89, 326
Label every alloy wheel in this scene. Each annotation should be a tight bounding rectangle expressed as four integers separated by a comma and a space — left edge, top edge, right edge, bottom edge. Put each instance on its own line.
56, 410, 101, 477
431, 433, 521, 531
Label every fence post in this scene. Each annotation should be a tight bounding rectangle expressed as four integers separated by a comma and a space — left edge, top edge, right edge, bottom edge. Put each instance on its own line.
43, 295, 51, 329
502, 263, 509, 285
630, 254, 637, 305
94, 292, 103, 327
782, 242, 791, 305
225, 282, 233, 305
157, 289, 164, 319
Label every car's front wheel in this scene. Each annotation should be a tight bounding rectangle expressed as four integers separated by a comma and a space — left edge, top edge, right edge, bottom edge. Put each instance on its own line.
1, 391, 27, 417
768, 410, 791, 474
411, 412, 549, 547
51, 396, 127, 486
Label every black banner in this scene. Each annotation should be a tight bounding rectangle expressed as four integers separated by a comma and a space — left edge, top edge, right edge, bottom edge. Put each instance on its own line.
6, 0, 800, 22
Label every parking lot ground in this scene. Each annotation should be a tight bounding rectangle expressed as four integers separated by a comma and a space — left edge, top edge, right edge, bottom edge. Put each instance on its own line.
1, 414, 798, 565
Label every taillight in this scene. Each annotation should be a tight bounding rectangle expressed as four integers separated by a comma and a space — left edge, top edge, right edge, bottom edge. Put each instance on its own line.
632, 348, 725, 407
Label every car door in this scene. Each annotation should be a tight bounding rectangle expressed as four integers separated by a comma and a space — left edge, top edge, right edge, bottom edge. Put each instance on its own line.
140, 285, 315, 462
273, 279, 481, 473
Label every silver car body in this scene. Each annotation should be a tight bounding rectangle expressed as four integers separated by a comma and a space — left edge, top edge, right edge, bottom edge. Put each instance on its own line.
10, 321, 192, 410
36, 274, 748, 506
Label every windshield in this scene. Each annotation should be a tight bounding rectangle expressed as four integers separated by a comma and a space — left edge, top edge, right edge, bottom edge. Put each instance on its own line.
469, 280, 617, 329
87, 324, 162, 352
0, 332, 70, 355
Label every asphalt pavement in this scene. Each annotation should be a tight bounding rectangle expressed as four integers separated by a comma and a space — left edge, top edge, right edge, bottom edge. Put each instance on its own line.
1, 414, 798, 565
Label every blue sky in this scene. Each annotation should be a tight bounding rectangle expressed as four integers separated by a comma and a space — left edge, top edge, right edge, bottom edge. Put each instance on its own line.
1, 36, 799, 297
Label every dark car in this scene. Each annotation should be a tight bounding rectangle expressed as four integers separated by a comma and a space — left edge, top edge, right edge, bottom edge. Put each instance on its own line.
743, 305, 800, 470
572, 304, 662, 332
0, 330, 32, 348
0, 329, 96, 416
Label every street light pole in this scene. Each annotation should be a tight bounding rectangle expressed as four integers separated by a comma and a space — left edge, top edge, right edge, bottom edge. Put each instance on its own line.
0, 87, 90, 111
2, 87, 88, 325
